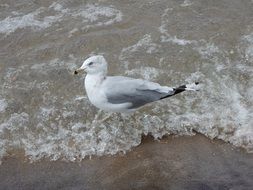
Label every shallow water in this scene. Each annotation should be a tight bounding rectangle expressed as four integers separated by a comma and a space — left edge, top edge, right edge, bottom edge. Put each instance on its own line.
0, 0, 253, 163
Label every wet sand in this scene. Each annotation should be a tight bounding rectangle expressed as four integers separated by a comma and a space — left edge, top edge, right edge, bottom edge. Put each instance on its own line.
0, 134, 252, 190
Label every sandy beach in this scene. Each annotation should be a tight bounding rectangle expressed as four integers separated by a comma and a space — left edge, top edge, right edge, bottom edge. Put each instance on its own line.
0, 134, 252, 190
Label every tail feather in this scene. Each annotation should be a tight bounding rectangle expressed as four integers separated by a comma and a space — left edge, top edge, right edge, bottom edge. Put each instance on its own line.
160, 82, 199, 100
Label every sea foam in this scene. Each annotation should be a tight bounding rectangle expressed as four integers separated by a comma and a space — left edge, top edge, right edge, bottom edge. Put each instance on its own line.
0, 2, 123, 35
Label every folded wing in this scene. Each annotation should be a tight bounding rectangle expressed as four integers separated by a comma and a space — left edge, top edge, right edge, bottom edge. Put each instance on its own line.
102, 76, 174, 109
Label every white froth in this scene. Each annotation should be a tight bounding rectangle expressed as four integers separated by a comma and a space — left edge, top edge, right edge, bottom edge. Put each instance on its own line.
49, 2, 123, 28
121, 34, 160, 55
125, 67, 161, 80
38, 107, 54, 120
180, 0, 193, 7
196, 43, 220, 59
68, 28, 79, 37
74, 4, 122, 25
162, 35, 194, 45
49, 2, 69, 13
0, 99, 7, 113
119, 34, 160, 69
30, 58, 77, 75
159, 8, 195, 45
71, 123, 86, 133
243, 33, 253, 62
74, 96, 87, 101
0, 3, 123, 35
0, 8, 62, 34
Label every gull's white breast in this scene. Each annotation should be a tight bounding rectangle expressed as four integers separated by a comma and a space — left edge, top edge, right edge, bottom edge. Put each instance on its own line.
85, 74, 106, 108
84, 74, 132, 112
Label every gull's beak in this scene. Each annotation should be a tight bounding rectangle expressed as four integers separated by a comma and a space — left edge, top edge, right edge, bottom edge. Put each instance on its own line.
74, 66, 86, 75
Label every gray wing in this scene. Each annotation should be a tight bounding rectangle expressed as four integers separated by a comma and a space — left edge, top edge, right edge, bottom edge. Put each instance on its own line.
107, 89, 167, 109
102, 76, 174, 109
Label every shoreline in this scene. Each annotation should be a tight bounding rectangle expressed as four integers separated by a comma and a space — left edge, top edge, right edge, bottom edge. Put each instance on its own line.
0, 134, 253, 190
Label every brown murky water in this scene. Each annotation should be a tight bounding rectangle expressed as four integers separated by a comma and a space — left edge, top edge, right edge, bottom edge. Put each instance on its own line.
0, 0, 253, 162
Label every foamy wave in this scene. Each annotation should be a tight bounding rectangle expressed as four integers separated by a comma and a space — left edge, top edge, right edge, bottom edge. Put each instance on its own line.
0, 2, 123, 35
48, 2, 123, 30
0, 8, 61, 34
185, 69, 253, 152
73, 4, 122, 29
119, 31, 253, 153
0, 54, 252, 163
49, 2, 123, 29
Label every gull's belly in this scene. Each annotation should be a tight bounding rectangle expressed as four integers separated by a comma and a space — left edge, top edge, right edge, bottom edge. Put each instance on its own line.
86, 86, 106, 109
85, 87, 131, 112
87, 90, 132, 112
85, 74, 107, 109
84, 74, 134, 113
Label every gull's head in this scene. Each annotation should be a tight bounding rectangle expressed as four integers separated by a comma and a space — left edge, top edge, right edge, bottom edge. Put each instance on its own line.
74, 55, 107, 75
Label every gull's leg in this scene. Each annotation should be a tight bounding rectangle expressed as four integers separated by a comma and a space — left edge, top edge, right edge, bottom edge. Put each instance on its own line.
93, 110, 103, 123
93, 110, 114, 124
100, 113, 113, 123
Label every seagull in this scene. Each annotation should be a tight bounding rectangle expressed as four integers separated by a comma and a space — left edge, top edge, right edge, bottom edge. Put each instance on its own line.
75, 55, 199, 120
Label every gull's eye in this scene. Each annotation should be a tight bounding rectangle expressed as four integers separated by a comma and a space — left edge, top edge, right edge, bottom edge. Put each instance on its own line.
88, 62, 93, 66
